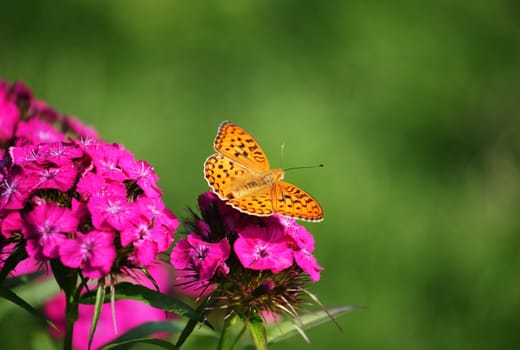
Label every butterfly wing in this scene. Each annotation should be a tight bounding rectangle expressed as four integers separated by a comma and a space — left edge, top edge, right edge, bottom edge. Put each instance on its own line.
213, 121, 270, 172
204, 154, 250, 200
271, 181, 324, 222
228, 189, 274, 216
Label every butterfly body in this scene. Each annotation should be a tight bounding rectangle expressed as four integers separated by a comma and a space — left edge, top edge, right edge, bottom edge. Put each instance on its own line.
204, 121, 323, 221
226, 168, 284, 200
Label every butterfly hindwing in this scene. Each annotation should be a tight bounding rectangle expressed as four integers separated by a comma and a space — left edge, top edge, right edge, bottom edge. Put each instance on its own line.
228, 189, 274, 216
271, 181, 324, 222
204, 154, 250, 200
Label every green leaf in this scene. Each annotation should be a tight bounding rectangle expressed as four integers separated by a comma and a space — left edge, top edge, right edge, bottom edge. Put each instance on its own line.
100, 338, 177, 350
104, 321, 181, 348
217, 313, 238, 350
0, 286, 59, 332
30, 329, 59, 350
169, 319, 215, 338
2, 272, 44, 289
88, 280, 106, 350
175, 298, 214, 348
0, 277, 59, 320
245, 311, 267, 350
80, 282, 210, 326
266, 305, 358, 344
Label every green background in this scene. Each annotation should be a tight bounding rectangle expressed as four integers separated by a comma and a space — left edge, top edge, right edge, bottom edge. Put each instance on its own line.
1, 1, 520, 349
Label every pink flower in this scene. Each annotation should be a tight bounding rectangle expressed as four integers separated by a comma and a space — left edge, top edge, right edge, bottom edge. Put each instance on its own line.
87, 190, 137, 231
0, 170, 39, 210
280, 216, 323, 282
37, 142, 84, 166
9, 143, 43, 166
133, 199, 178, 254
85, 142, 130, 181
76, 173, 124, 200
22, 202, 78, 261
293, 249, 323, 282
26, 163, 78, 191
15, 118, 65, 144
59, 230, 116, 278
135, 197, 178, 232
120, 214, 170, 266
171, 233, 230, 282
234, 225, 293, 273
120, 159, 162, 198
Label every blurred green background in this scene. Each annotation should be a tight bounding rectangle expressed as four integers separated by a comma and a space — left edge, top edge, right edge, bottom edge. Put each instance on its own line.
2, 0, 520, 349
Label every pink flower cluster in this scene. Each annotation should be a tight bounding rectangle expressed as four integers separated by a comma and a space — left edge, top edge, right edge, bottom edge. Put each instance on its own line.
170, 191, 323, 293
0, 79, 178, 279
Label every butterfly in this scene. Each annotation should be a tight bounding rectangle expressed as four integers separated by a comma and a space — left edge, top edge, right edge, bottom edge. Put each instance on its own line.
204, 121, 323, 222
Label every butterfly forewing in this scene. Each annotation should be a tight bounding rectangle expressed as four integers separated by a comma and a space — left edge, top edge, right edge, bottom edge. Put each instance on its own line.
272, 181, 324, 222
213, 121, 270, 173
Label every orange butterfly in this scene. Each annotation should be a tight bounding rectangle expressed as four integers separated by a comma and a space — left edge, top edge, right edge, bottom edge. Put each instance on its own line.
204, 121, 323, 222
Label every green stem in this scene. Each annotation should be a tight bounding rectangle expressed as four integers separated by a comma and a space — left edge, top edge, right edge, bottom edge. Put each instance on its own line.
229, 323, 247, 350
217, 314, 237, 350
63, 287, 79, 350
49, 261, 80, 350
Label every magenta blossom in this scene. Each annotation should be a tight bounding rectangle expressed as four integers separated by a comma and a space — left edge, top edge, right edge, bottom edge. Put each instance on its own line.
120, 213, 171, 266
120, 159, 162, 198
279, 216, 324, 282
0, 170, 39, 210
171, 233, 230, 284
59, 230, 116, 279
85, 142, 131, 181
88, 190, 138, 231
26, 163, 78, 191
15, 118, 65, 144
37, 141, 84, 166
22, 202, 78, 261
234, 225, 293, 273
292, 248, 323, 283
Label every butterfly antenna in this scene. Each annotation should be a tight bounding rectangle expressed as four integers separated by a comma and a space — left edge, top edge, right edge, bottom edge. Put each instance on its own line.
284, 164, 325, 172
